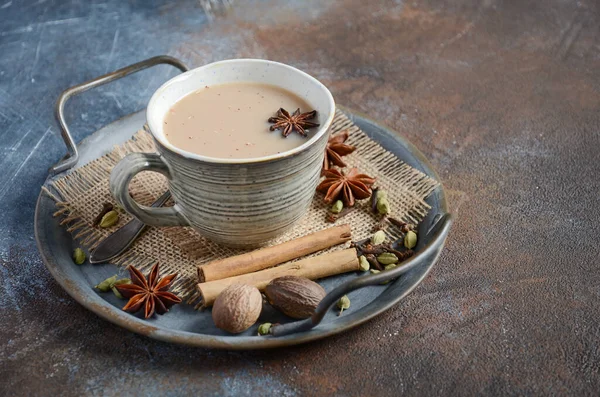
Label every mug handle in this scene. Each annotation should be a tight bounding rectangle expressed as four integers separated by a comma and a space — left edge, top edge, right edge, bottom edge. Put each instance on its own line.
109, 152, 189, 227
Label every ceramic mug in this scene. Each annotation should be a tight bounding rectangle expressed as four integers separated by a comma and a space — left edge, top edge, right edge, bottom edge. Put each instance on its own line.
109, 59, 335, 248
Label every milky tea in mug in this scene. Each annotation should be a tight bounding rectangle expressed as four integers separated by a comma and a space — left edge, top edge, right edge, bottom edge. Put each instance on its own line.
110, 59, 335, 247
163, 82, 316, 159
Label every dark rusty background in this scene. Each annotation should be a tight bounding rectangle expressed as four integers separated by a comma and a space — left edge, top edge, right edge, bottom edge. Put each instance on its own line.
1, 0, 600, 395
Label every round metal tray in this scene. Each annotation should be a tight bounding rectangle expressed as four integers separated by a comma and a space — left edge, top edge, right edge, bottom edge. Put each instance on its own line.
34, 57, 450, 349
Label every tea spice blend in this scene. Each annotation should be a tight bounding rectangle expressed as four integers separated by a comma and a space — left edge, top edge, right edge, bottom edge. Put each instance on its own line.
193, 126, 421, 334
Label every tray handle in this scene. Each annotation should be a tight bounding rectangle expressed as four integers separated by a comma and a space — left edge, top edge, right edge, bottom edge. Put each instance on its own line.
270, 212, 453, 337
51, 55, 189, 174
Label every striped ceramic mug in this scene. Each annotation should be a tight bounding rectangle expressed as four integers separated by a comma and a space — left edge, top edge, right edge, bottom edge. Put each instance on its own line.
109, 59, 335, 248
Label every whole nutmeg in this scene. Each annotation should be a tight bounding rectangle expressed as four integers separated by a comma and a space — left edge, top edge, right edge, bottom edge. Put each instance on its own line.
265, 276, 326, 319
212, 284, 262, 334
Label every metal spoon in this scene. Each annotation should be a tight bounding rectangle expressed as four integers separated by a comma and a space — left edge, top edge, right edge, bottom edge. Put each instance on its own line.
89, 191, 171, 264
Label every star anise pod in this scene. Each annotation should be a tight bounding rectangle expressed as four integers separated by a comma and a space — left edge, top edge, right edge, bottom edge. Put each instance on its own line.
316, 167, 376, 207
268, 108, 319, 137
323, 130, 356, 171
115, 263, 181, 319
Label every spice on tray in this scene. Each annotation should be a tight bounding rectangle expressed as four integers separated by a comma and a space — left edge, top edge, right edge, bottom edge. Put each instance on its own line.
337, 295, 350, 316
387, 217, 413, 233
369, 267, 398, 285
358, 255, 370, 272
115, 263, 181, 319
358, 245, 386, 255
212, 284, 262, 334
111, 286, 124, 299
111, 278, 132, 299
350, 231, 419, 286
325, 206, 356, 223
323, 130, 356, 171
98, 210, 119, 228
376, 196, 391, 215
73, 248, 86, 265
317, 167, 376, 206
377, 252, 399, 265
197, 248, 359, 307
381, 264, 400, 284
94, 275, 131, 299
383, 245, 414, 261
113, 278, 132, 287
198, 225, 352, 283
365, 254, 383, 271
371, 230, 386, 245
258, 322, 272, 336
268, 108, 319, 137
95, 275, 118, 292
352, 236, 415, 270
330, 200, 343, 214
404, 231, 418, 249
265, 276, 326, 319
92, 202, 114, 227
370, 187, 379, 213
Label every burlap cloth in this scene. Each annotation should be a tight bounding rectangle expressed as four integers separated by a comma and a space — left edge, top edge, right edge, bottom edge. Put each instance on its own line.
46, 109, 439, 304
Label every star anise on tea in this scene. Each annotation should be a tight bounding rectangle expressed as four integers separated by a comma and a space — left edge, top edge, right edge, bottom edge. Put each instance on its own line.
268, 108, 319, 137
115, 263, 181, 319
316, 167, 376, 207
323, 130, 356, 171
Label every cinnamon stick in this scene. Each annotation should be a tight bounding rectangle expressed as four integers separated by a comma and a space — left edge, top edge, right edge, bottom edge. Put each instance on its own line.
197, 224, 352, 283
197, 248, 359, 306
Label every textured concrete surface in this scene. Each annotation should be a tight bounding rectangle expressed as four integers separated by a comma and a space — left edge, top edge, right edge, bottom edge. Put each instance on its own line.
2, 0, 600, 395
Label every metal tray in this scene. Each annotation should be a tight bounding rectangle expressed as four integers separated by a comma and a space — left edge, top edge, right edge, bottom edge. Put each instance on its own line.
34, 56, 451, 349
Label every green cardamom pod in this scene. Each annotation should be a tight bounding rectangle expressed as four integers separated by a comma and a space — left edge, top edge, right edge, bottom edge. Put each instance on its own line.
95, 275, 118, 292
73, 248, 86, 265
377, 252, 398, 265
337, 295, 350, 315
376, 197, 391, 215
370, 268, 394, 284
381, 264, 398, 284
404, 231, 417, 249
92, 203, 113, 227
111, 286, 124, 299
376, 190, 388, 200
99, 210, 119, 228
111, 279, 131, 298
330, 200, 343, 214
358, 255, 370, 272
258, 322, 272, 336
371, 230, 386, 245
112, 278, 132, 286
